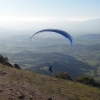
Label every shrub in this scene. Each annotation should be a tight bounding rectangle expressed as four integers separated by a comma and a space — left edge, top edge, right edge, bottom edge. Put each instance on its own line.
4, 62, 13, 67
76, 75, 96, 86
54, 72, 72, 80
14, 64, 21, 69
0, 54, 13, 67
0, 54, 8, 64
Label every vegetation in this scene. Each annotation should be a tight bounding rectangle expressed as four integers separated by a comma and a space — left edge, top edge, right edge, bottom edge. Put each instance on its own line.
14, 63, 21, 69
54, 72, 100, 88
0, 54, 21, 69
76, 75, 95, 84
0, 54, 13, 67
76, 75, 100, 87
0, 54, 99, 99
54, 72, 72, 80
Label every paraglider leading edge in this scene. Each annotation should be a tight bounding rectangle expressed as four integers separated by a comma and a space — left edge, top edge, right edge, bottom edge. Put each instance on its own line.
30, 29, 73, 45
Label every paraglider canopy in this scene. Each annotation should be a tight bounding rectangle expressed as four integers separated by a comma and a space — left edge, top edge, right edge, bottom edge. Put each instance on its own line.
30, 29, 73, 45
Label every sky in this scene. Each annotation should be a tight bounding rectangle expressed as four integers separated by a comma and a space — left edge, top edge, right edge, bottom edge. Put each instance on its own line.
0, 0, 100, 32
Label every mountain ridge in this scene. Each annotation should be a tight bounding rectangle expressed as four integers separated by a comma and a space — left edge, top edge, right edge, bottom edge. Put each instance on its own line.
0, 18, 100, 35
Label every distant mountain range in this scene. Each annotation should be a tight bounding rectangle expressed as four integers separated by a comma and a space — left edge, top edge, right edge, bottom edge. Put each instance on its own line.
79, 34, 100, 38
53, 18, 100, 34
0, 18, 100, 35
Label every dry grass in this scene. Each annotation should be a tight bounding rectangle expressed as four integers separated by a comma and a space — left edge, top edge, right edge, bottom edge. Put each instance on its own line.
0, 64, 100, 100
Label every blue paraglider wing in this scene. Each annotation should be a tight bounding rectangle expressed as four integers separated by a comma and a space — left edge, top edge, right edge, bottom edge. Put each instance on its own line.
30, 29, 73, 45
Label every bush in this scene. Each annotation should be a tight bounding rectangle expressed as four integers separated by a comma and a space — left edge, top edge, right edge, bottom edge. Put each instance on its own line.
0, 54, 13, 67
4, 62, 13, 67
76, 75, 96, 86
14, 64, 21, 69
54, 72, 72, 80
0, 54, 22, 69
0, 54, 8, 64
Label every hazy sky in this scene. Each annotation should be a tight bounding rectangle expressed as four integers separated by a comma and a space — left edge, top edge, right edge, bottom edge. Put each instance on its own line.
0, 0, 100, 32
0, 0, 100, 21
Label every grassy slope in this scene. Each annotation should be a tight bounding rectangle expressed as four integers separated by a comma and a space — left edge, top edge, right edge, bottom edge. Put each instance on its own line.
0, 64, 100, 100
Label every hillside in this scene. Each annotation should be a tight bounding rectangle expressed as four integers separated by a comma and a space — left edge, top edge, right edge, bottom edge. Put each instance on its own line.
0, 34, 100, 80
0, 64, 100, 100
25, 52, 92, 79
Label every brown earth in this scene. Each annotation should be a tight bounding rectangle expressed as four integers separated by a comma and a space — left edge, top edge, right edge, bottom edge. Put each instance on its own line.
0, 64, 100, 100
